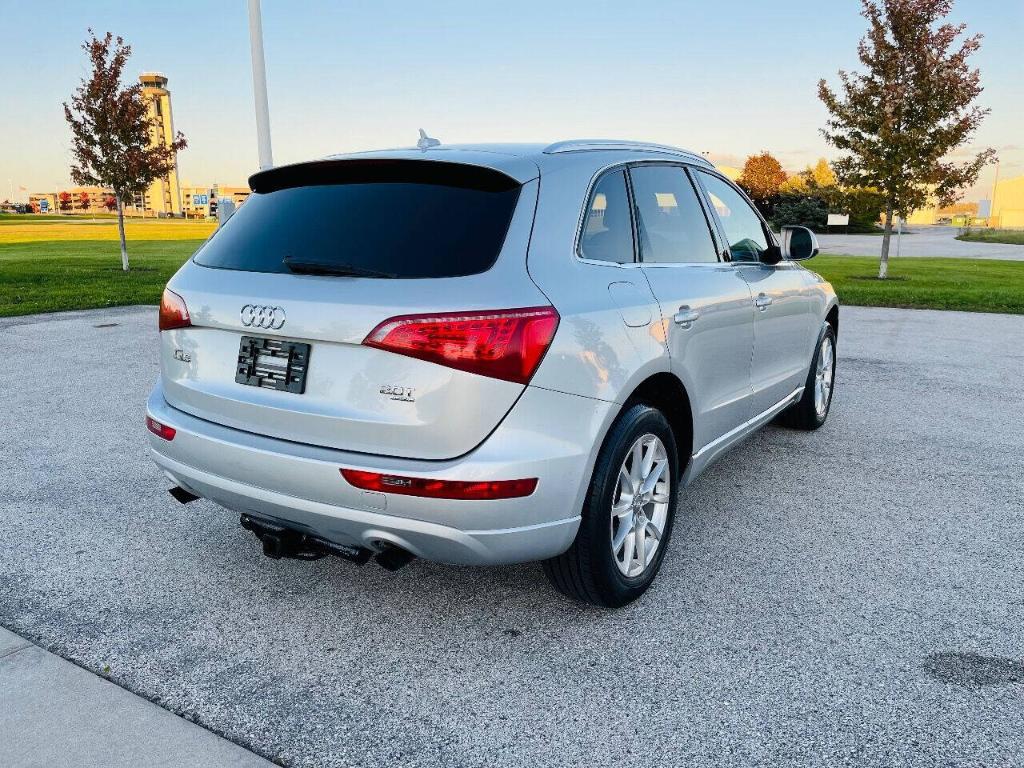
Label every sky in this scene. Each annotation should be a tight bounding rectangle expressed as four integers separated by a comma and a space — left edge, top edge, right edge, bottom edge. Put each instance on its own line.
1, 0, 1021, 203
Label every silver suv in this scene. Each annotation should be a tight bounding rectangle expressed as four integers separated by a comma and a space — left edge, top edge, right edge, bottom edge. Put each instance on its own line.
147, 140, 838, 607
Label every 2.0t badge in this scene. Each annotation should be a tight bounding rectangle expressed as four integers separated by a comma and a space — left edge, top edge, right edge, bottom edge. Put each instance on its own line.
240, 304, 286, 330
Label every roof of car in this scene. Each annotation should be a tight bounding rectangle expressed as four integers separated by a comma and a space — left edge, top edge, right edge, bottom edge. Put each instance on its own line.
322, 140, 715, 183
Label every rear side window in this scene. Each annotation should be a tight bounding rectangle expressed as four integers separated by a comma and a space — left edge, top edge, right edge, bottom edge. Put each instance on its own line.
629, 165, 719, 264
194, 160, 522, 278
579, 170, 635, 263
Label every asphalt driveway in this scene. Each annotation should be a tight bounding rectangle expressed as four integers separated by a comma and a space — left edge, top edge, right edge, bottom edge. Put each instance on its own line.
817, 225, 1024, 260
1, 305, 1022, 767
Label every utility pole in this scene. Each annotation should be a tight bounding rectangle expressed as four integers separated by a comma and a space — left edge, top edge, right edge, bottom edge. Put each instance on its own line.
248, 0, 274, 169
988, 159, 1000, 228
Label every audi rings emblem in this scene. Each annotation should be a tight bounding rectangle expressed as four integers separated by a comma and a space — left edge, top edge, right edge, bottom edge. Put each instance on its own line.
240, 304, 287, 330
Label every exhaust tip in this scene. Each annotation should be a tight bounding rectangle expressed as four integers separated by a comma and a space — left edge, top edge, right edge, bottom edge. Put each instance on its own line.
169, 486, 200, 504
375, 545, 417, 572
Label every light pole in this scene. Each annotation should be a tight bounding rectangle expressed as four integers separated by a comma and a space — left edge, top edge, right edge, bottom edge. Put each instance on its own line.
248, 0, 274, 169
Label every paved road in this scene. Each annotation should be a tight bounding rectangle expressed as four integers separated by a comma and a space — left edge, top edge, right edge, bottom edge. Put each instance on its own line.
817, 225, 1024, 260
2, 306, 1023, 767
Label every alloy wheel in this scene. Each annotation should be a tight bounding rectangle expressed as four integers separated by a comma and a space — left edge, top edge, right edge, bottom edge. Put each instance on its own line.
815, 336, 835, 417
610, 434, 671, 577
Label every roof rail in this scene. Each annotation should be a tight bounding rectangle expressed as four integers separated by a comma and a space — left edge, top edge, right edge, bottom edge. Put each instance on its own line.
542, 139, 712, 166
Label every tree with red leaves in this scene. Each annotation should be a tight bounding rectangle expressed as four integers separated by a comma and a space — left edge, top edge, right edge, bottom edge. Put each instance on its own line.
78, 191, 91, 212
103, 194, 117, 212
63, 30, 187, 271
58, 191, 72, 212
818, 0, 995, 278
738, 152, 789, 217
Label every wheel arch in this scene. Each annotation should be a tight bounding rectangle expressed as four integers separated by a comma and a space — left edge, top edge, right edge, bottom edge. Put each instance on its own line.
620, 372, 694, 471
825, 303, 839, 339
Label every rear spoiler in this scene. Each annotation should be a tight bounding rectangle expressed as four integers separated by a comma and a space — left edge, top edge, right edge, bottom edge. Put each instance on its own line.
248, 158, 522, 194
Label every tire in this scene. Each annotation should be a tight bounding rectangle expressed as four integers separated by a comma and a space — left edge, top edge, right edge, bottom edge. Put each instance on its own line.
543, 404, 680, 608
778, 322, 836, 430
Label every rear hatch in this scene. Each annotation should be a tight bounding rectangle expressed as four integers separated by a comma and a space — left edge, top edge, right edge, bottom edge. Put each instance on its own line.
159, 158, 554, 461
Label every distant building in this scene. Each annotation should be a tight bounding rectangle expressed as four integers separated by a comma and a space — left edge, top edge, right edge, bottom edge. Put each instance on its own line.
69, 186, 114, 214
716, 165, 742, 182
991, 174, 1024, 228
182, 184, 251, 219
28, 192, 57, 213
28, 187, 113, 214
124, 73, 183, 217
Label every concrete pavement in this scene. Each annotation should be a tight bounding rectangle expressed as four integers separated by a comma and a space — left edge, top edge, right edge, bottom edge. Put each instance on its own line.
816, 224, 1024, 260
0, 628, 275, 767
2, 305, 1023, 767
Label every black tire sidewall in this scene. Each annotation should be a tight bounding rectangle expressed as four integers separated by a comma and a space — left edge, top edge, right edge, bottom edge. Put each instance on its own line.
581, 404, 680, 606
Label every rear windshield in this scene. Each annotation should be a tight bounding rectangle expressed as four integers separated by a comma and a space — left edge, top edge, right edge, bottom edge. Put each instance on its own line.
193, 160, 522, 278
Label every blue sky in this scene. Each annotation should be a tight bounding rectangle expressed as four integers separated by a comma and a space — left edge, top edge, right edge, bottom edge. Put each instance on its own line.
1, 0, 1021, 201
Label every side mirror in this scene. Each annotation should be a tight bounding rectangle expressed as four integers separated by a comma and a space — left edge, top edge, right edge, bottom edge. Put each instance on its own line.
781, 225, 819, 261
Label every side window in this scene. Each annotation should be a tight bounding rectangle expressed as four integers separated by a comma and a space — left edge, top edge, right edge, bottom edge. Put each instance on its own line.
697, 172, 769, 263
580, 170, 635, 263
629, 165, 719, 264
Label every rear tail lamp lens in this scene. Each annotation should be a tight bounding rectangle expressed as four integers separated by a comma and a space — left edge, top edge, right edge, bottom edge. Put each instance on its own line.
363, 306, 559, 384
340, 469, 537, 500
145, 416, 176, 441
159, 289, 191, 331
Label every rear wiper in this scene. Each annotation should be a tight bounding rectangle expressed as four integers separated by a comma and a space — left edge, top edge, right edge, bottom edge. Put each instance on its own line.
283, 256, 397, 279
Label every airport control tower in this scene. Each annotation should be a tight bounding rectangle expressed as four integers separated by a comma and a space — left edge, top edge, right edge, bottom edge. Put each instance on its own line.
139, 72, 183, 216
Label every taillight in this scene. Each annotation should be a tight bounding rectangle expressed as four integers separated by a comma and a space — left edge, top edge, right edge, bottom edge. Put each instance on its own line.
146, 416, 176, 441
340, 469, 537, 500
363, 306, 559, 384
159, 288, 191, 331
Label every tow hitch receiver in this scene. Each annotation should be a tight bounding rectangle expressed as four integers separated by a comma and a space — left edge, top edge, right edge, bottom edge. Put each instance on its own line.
240, 514, 372, 565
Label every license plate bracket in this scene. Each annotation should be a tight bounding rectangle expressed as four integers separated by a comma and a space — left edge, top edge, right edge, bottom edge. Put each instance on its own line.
235, 336, 311, 394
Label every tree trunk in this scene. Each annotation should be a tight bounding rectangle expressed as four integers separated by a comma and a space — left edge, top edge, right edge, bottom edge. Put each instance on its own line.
115, 195, 129, 272
879, 200, 894, 279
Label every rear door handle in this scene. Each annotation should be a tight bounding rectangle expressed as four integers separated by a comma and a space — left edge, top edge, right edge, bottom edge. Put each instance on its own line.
673, 306, 701, 329
755, 293, 773, 311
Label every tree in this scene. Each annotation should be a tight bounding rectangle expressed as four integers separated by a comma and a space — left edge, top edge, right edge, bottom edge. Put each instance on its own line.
818, 0, 995, 278
63, 30, 186, 271
737, 152, 788, 217
78, 191, 91, 212
58, 191, 72, 212
103, 194, 117, 212
773, 194, 829, 231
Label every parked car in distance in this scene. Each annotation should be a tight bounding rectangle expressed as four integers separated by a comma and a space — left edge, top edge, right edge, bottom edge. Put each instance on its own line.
146, 140, 838, 607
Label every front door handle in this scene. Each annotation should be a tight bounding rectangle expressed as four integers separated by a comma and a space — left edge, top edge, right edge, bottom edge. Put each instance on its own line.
755, 293, 773, 311
673, 306, 701, 329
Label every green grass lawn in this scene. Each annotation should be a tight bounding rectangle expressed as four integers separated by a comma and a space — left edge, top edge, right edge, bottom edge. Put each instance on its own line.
2, 239, 1023, 318
811, 255, 1024, 314
0, 240, 201, 317
956, 229, 1024, 245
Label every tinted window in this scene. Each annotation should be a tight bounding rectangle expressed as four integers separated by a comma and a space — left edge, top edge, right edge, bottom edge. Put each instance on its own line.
697, 172, 769, 262
194, 161, 521, 278
629, 166, 719, 263
580, 170, 635, 263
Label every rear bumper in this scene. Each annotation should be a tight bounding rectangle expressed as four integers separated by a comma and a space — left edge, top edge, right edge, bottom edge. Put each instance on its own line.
146, 381, 616, 565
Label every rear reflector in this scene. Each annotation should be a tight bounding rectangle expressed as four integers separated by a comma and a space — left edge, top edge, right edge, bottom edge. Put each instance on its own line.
340, 469, 537, 500
159, 288, 191, 331
145, 416, 176, 441
363, 306, 559, 384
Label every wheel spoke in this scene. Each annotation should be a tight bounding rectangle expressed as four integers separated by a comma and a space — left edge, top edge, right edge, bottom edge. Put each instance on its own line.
632, 526, 645, 572
611, 515, 633, 554
617, 465, 635, 496
645, 519, 662, 543
639, 459, 667, 497
630, 442, 644, 488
